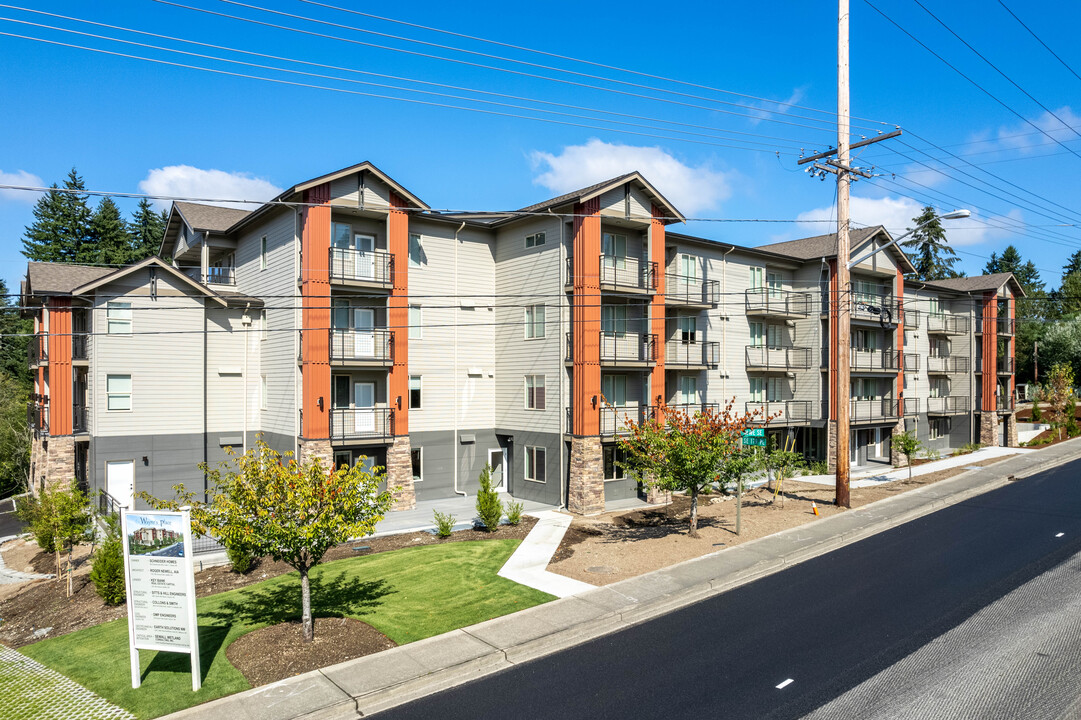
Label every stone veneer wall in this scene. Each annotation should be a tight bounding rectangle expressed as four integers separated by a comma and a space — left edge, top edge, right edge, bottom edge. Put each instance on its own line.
979, 413, 999, 447
568, 436, 604, 515
890, 419, 908, 467
1004, 413, 1018, 448
827, 421, 838, 474
298, 439, 333, 468
385, 436, 416, 511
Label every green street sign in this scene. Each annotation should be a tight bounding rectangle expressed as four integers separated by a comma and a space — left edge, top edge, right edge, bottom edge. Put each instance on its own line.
742, 436, 767, 447
742, 428, 765, 438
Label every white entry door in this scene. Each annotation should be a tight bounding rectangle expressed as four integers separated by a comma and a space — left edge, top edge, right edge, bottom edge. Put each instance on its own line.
354, 382, 375, 433
488, 448, 507, 492
106, 460, 135, 509
355, 233, 376, 279
353, 308, 375, 357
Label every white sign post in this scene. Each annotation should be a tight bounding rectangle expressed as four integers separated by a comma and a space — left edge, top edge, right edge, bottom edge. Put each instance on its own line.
121, 509, 201, 691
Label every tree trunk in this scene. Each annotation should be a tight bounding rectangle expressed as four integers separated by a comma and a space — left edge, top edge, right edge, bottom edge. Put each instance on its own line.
908, 460, 912, 481
689, 486, 699, 537
300, 566, 313, 642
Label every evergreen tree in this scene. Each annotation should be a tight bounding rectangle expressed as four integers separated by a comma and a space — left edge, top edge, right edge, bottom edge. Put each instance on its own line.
21, 168, 93, 263
128, 198, 168, 262
1058, 272, 1081, 317
983, 245, 1045, 294
902, 206, 962, 281
0, 279, 32, 386
89, 197, 134, 266
1063, 250, 1081, 278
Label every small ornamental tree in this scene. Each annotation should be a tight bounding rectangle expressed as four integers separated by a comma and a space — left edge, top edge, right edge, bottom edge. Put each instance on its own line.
145, 439, 391, 642
617, 400, 763, 537
717, 448, 762, 536
762, 439, 803, 501
18, 484, 93, 586
475, 464, 502, 531
893, 431, 922, 480
1045, 363, 1076, 440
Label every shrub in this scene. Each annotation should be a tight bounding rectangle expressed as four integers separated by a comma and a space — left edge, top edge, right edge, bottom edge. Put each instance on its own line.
1067, 415, 1080, 438
15, 494, 55, 553
475, 464, 502, 531
923, 448, 941, 461
225, 540, 255, 574
959, 442, 982, 455
1031, 401, 1042, 422
504, 501, 523, 526
433, 510, 456, 538
90, 518, 125, 605
807, 460, 829, 475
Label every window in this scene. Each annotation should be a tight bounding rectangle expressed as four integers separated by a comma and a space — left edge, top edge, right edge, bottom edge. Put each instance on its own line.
851, 377, 878, 401
261, 375, 267, 410
750, 377, 765, 402
766, 324, 782, 348
767, 271, 782, 298
603, 445, 625, 481
525, 445, 546, 483
680, 254, 697, 281
410, 376, 422, 409
525, 304, 545, 339
409, 233, 423, 267
767, 377, 783, 402
930, 418, 950, 440
750, 321, 765, 347
106, 374, 131, 411
928, 296, 942, 320
525, 375, 546, 410
525, 232, 545, 248
678, 315, 697, 344
260, 310, 267, 341
409, 305, 422, 339
750, 267, 765, 290
411, 447, 422, 481
679, 375, 697, 404
853, 279, 880, 304
601, 374, 626, 406
601, 304, 628, 336
853, 328, 879, 352
602, 233, 628, 269
106, 302, 132, 334
260, 235, 268, 271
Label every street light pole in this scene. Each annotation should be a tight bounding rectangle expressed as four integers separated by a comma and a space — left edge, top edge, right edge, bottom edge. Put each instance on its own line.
835, 0, 852, 507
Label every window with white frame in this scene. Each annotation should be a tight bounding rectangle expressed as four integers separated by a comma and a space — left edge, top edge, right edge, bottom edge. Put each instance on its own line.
679, 375, 697, 404
260, 235, 268, 271
261, 375, 267, 410
409, 305, 422, 339
409, 233, 424, 267
525, 445, 546, 482
260, 310, 267, 341
749, 266, 765, 290
601, 374, 626, 406
766, 324, 782, 348
411, 447, 422, 481
106, 374, 131, 411
749, 321, 765, 347
601, 304, 628, 336
853, 279, 881, 304
525, 232, 545, 249
749, 376, 765, 402
767, 271, 782, 298
930, 417, 950, 440
678, 315, 697, 344
410, 376, 422, 409
525, 375, 545, 410
525, 304, 545, 339
767, 377, 783, 402
106, 302, 132, 334
603, 445, 625, 481
680, 254, 697, 280
602, 233, 628, 269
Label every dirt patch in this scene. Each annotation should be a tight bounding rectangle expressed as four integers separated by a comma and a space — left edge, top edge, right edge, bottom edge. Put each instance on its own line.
549, 456, 1018, 585
0, 517, 536, 648
226, 617, 396, 686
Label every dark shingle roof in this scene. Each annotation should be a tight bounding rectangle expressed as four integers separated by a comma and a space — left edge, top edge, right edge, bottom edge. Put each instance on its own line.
26, 262, 114, 295
174, 201, 251, 232
755, 226, 882, 259
517, 173, 638, 214
919, 273, 1021, 295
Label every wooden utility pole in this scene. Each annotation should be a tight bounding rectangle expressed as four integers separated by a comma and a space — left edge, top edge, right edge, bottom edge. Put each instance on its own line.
835, 0, 852, 507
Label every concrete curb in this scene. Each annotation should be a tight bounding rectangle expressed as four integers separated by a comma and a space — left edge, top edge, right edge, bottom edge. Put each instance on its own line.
162, 440, 1081, 720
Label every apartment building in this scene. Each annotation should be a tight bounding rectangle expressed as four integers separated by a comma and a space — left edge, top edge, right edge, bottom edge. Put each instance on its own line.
22, 162, 1021, 515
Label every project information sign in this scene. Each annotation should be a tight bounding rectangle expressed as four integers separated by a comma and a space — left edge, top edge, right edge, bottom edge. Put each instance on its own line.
122, 509, 201, 691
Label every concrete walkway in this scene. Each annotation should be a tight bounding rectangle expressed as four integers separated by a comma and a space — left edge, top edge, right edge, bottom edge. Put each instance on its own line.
0, 535, 54, 585
796, 445, 1032, 488
163, 437, 1081, 720
497, 511, 594, 598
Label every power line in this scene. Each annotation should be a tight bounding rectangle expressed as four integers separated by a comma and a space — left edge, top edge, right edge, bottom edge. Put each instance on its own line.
997, 0, 1081, 86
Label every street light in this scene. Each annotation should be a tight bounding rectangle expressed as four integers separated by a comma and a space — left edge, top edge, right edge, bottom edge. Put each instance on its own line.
847, 209, 970, 269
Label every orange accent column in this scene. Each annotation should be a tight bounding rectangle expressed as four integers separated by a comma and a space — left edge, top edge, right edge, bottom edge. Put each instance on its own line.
649, 205, 666, 421
1008, 294, 1015, 400
828, 260, 839, 420
387, 192, 410, 435
301, 183, 332, 440
981, 291, 997, 412
572, 198, 601, 435
47, 298, 72, 435
896, 269, 905, 410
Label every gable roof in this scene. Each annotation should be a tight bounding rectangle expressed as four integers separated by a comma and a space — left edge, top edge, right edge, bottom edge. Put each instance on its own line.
756, 225, 917, 274
172, 202, 252, 232
282, 161, 429, 210
516, 172, 686, 223
69, 256, 229, 306
919, 272, 1026, 297
25, 262, 114, 295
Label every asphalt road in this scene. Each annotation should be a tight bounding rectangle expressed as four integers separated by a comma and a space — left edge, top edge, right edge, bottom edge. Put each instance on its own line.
377, 458, 1081, 720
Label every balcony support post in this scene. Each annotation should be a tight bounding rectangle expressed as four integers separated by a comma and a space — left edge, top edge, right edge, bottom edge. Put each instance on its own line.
648, 204, 666, 425
386, 435, 416, 511
300, 182, 332, 444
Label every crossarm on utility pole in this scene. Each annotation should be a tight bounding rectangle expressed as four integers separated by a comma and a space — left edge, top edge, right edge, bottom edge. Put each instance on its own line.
798, 129, 903, 165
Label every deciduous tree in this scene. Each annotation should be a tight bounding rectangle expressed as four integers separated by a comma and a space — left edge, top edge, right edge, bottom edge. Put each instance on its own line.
893, 431, 922, 480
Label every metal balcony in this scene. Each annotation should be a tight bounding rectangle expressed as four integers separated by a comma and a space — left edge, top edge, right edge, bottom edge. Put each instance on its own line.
329, 247, 394, 288
997, 394, 1015, 413
927, 355, 970, 374
665, 340, 719, 368
330, 407, 395, 443
745, 345, 812, 371
745, 288, 811, 319
850, 349, 901, 372
927, 313, 967, 335
73, 404, 88, 433
997, 356, 1015, 374
600, 255, 656, 293
746, 400, 815, 425
599, 405, 655, 436
664, 402, 720, 417
329, 329, 393, 366
665, 273, 719, 307
903, 308, 920, 328
850, 398, 901, 423
927, 396, 969, 415
28, 402, 49, 437
28, 334, 47, 366
851, 294, 899, 325
903, 353, 920, 372
71, 333, 89, 362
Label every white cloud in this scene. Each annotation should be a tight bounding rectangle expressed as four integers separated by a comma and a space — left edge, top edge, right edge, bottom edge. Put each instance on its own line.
529, 139, 732, 216
0, 169, 45, 203
795, 195, 1017, 248
961, 106, 1081, 157
138, 165, 282, 210
747, 87, 807, 126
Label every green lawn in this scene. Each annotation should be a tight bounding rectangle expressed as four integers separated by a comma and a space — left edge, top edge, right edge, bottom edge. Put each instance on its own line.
21, 540, 552, 719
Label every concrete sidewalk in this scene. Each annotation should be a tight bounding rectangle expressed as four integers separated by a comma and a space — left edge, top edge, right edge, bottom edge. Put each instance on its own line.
165, 438, 1081, 720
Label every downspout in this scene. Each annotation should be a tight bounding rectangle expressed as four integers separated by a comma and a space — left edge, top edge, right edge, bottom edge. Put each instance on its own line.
721, 246, 735, 398
203, 298, 209, 503
551, 209, 566, 510
453, 221, 466, 496
242, 302, 250, 455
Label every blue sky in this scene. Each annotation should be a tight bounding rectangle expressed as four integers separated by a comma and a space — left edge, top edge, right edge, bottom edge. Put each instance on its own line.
2, 0, 1080, 292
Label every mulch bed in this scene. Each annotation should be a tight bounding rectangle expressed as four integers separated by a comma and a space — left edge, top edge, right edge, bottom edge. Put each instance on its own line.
226, 618, 396, 686
0, 516, 536, 648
